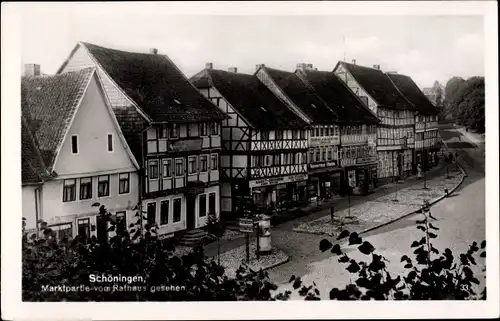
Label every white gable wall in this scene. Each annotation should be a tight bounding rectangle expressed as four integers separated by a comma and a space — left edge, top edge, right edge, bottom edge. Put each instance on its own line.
54, 75, 136, 176
334, 64, 378, 115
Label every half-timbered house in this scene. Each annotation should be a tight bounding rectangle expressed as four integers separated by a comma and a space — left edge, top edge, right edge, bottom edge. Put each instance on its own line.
57, 42, 227, 238
191, 65, 308, 218
295, 67, 380, 194
334, 61, 417, 184
387, 73, 441, 171
255, 64, 346, 201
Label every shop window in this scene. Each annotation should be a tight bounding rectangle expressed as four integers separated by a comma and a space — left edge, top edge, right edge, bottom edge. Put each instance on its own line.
50, 223, 73, 241
77, 218, 90, 239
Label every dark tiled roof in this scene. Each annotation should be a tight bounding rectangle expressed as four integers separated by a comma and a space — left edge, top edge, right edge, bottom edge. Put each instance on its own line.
81, 42, 226, 123
263, 67, 338, 124
340, 62, 415, 111
191, 69, 307, 129
21, 115, 47, 184
387, 73, 439, 115
113, 106, 149, 163
298, 69, 379, 124
21, 68, 94, 170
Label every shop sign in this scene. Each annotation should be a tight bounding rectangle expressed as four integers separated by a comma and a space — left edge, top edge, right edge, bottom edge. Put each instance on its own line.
249, 173, 308, 188
308, 161, 338, 169
310, 136, 340, 147
238, 218, 254, 233
356, 156, 377, 165
170, 138, 202, 152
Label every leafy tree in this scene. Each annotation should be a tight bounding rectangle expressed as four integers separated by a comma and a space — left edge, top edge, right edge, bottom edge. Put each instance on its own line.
22, 205, 278, 301
443, 76, 466, 118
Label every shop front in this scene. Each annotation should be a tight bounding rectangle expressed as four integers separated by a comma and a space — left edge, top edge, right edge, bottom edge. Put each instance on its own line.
307, 161, 342, 202
344, 156, 378, 195
250, 173, 308, 213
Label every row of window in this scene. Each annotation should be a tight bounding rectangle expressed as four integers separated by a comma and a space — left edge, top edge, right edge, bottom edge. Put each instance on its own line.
253, 152, 307, 167
148, 154, 219, 179
154, 122, 220, 140
377, 109, 414, 119
48, 211, 127, 242
259, 129, 307, 141
63, 173, 130, 202
311, 126, 339, 138
71, 134, 114, 155
377, 127, 414, 141
416, 115, 438, 122
341, 146, 376, 160
145, 193, 217, 226
309, 146, 339, 163
416, 131, 438, 140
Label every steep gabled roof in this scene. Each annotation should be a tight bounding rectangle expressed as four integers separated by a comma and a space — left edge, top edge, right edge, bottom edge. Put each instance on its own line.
297, 69, 379, 124
21, 68, 95, 170
21, 114, 48, 184
78, 42, 226, 123
338, 62, 415, 111
191, 69, 307, 129
386, 73, 439, 115
262, 67, 338, 124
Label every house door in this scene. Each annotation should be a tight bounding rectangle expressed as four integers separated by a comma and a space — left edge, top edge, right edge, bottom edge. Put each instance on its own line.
186, 195, 196, 230
96, 215, 108, 245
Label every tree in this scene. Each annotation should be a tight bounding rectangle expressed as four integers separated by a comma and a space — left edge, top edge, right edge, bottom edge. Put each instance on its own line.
443, 76, 466, 118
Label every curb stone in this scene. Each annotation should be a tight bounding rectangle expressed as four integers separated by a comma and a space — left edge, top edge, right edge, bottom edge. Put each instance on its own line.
233, 254, 291, 277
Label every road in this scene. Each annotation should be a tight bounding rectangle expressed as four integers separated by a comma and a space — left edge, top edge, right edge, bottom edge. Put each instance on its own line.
268, 124, 486, 299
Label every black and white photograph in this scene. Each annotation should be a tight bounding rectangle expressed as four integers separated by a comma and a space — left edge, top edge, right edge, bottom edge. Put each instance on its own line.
1, 1, 498, 319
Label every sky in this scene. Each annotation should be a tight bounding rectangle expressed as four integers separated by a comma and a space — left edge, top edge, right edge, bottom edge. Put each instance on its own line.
15, 2, 485, 88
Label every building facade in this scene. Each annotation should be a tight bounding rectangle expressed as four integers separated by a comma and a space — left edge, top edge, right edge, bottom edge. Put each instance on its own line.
57, 42, 226, 237
255, 64, 345, 201
295, 67, 380, 195
191, 66, 309, 218
334, 61, 417, 184
387, 73, 441, 171
22, 67, 140, 243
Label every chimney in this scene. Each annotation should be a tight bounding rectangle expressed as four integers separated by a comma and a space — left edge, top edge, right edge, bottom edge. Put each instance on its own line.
352, 59, 356, 65
24, 64, 41, 77
373, 64, 380, 70
228, 67, 238, 73
205, 62, 213, 70
255, 64, 265, 71
149, 48, 158, 54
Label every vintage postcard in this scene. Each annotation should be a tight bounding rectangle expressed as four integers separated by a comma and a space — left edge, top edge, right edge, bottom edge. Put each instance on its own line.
1, 1, 498, 320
